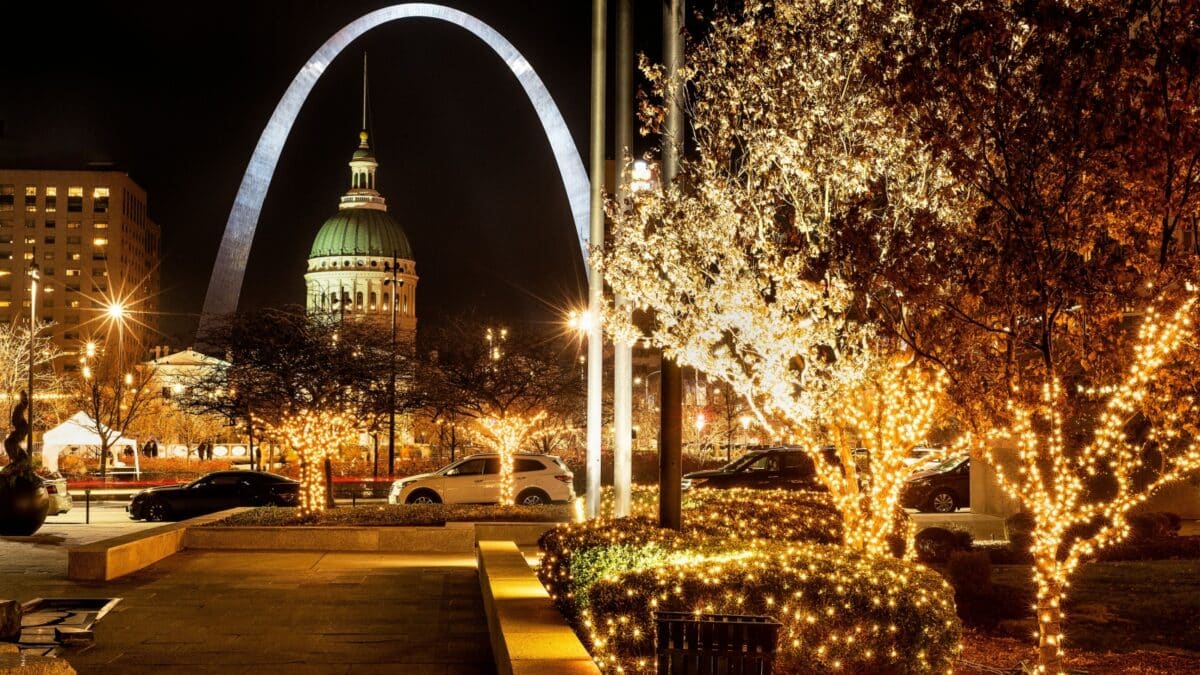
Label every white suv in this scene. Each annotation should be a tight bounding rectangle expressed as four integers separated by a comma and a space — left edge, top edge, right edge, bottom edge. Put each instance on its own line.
388, 453, 575, 506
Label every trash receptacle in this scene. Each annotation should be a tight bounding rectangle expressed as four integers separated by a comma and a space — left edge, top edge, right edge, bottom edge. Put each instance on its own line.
655, 611, 781, 675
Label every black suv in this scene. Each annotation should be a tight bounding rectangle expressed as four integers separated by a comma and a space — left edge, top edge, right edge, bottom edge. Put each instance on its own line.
902, 456, 970, 513
682, 447, 825, 491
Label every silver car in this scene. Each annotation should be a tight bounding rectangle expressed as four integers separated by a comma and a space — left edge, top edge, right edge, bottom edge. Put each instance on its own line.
389, 453, 575, 506
42, 474, 73, 515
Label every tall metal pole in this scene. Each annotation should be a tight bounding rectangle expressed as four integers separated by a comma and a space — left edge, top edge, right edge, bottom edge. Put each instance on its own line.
659, 0, 685, 531
388, 251, 398, 478
612, 0, 635, 518
27, 260, 38, 457
585, 0, 607, 519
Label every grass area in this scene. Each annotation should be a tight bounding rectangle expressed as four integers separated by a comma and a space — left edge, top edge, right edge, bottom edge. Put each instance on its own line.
989, 560, 1200, 652
204, 503, 572, 527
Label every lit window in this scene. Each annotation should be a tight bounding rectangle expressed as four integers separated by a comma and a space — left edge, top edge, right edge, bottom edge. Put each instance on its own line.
0, 185, 13, 213
25, 186, 37, 213
22, 252, 33, 261
65, 269, 81, 277
93, 237, 108, 246
66, 221, 80, 229
93, 187, 109, 213
24, 236, 35, 245
69, 252, 81, 261
43, 252, 53, 260
92, 268, 107, 277
69, 300, 80, 308
45, 187, 56, 213
0, 301, 9, 308
67, 187, 83, 212
94, 222, 108, 230
0, 270, 9, 276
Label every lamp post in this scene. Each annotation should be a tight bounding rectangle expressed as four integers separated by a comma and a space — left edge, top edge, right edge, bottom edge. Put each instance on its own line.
384, 252, 404, 478
26, 259, 39, 455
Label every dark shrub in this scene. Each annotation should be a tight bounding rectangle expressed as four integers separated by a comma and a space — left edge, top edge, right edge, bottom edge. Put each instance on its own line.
1095, 535, 1200, 561
1128, 511, 1181, 541
944, 551, 1032, 628
946, 550, 991, 590
915, 527, 973, 564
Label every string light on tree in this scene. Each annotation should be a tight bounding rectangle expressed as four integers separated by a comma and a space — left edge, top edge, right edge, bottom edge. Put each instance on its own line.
980, 291, 1200, 674
270, 409, 359, 517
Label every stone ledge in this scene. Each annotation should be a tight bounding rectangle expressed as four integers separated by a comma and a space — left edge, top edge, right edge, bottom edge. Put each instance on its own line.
185, 521, 561, 553
477, 540, 598, 675
67, 509, 246, 582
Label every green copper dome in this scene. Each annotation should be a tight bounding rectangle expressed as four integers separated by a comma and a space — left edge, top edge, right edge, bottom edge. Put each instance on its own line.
310, 207, 414, 259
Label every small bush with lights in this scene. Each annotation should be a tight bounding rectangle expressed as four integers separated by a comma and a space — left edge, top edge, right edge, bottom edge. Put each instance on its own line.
541, 489, 959, 673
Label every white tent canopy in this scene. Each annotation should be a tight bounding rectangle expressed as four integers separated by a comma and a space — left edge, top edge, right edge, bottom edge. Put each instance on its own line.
40, 411, 139, 475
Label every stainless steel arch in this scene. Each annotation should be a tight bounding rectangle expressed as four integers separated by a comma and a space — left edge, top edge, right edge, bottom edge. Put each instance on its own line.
201, 3, 590, 318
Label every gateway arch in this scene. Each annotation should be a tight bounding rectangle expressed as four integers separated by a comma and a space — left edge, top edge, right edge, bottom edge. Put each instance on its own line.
201, 3, 591, 319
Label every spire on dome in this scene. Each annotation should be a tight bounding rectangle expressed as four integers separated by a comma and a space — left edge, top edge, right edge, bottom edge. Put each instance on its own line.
340, 51, 385, 211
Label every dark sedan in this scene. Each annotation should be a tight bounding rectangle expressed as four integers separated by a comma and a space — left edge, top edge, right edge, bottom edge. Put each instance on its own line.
682, 447, 827, 491
902, 456, 970, 513
128, 471, 299, 521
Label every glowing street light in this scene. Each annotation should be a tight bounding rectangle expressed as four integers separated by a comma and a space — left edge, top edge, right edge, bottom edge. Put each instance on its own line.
105, 302, 126, 321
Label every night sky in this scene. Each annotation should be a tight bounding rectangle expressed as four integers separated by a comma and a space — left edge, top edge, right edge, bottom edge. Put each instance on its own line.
0, 1, 678, 343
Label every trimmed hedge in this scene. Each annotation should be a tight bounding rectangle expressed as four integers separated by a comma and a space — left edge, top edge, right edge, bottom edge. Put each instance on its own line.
540, 494, 960, 674
205, 503, 570, 527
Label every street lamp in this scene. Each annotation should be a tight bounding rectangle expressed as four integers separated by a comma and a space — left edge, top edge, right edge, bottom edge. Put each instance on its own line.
383, 252, 404, 478
26, 259, 39, 455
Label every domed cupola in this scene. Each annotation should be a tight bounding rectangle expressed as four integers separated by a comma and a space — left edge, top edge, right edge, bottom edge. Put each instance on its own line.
305, 125, 418, 335
309, 130, 414, 260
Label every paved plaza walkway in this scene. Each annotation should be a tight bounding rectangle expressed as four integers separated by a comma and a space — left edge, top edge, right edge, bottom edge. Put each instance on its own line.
0, 507, 496, 674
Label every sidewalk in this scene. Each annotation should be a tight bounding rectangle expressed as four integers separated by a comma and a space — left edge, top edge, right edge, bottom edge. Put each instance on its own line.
0, 548, 495, 674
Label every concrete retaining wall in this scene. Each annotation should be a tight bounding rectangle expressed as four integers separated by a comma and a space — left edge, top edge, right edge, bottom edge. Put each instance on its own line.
184, 521, 560, 553
477, 540, 599, 675
67, 513, 562, 581
67, 510, 243, 582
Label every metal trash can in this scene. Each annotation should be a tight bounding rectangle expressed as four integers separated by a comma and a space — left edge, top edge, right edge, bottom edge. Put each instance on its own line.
655, 611, 781, 675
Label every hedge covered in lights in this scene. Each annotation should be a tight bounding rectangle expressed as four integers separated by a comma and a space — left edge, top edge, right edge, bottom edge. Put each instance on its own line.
540, 490, 957, 674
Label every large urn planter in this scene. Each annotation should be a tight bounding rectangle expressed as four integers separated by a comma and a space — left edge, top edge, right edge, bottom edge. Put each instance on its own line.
0, 390, 46, 536
0, 470, 50, 536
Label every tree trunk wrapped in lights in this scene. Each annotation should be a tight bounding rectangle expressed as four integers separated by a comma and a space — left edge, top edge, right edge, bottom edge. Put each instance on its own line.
474, 411, 549, 506
981, 293, 1200, 674
822, 358, 956, 558
272, 409, 358, 517
601, 0, 961, 555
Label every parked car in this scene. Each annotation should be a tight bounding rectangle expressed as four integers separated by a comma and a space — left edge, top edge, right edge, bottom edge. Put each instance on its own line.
388, 453, 574, 506
682, 446, 828, 491
41, 474, 72, 516
902, 456, 970, 513
903, 446, 940, 467
128, 470, 299, 522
